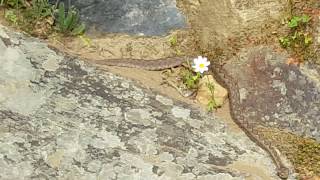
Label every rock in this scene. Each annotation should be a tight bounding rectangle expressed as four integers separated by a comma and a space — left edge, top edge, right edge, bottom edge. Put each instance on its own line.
218, 46, 320, 141
0, 25, 287, 179
49, 0, 186, 36
87, 160, 102, 173
196, 75, 228, 108
46, 149, 65, 168
191, 0, 288, 49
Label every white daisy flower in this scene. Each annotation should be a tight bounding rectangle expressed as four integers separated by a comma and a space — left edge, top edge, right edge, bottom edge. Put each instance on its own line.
192, 56, 210, 73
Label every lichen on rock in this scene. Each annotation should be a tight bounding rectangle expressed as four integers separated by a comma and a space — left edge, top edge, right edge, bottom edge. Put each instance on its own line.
0, 25, 283, 179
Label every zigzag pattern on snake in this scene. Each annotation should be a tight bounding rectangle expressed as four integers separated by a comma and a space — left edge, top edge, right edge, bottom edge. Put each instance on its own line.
92, 57, 290, 179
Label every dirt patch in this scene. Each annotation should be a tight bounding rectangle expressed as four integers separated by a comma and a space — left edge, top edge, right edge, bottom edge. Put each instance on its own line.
229, 161, 277, 180
44, 23, 245, 129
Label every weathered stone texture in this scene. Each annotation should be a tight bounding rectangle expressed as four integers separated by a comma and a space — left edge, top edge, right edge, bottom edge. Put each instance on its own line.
220, 46, 320, 141
0, 26, 283, 179
49, 0, 186, 36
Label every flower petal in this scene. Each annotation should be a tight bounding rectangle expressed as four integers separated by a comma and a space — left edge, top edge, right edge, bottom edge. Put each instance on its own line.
192, 56, 210, 73
193, 58, 198, 64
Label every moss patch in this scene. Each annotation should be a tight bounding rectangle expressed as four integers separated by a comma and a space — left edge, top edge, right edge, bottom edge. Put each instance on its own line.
258, 127, 320, 178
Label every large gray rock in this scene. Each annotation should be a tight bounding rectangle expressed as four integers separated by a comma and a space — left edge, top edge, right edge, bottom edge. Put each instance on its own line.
0, 25, 286, 179
217, 46, 320, 141
50, 0, 186, 36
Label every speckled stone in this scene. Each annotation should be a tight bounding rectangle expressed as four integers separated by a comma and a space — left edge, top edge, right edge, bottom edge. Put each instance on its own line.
219, 46, 320, 141
0, 25, 286, 179
49, 0, 186, 36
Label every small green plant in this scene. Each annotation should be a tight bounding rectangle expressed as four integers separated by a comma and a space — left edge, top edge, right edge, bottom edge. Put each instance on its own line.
279, 36, 291, 47
287, 15, 310, 28
206, 79, 218, 112
1, 0, 86, 37
55, 2, 85, 36
1, 0, 25, 8
5, 10, 18, 24
180, 56, 220, 111
169, 34, 177, 47
79, 34, 92, 47
205, 81, 219, 111
279, 14, 313, 60
25, 0, 53, 20
168, 34, 183, 55
207, 99, 217, 112
181, 70, 201, 89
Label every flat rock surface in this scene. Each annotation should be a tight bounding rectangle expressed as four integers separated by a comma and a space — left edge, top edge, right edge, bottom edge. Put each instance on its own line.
220, 46, 320, 141
50, 0, 186, 36
0, 26, 285, 179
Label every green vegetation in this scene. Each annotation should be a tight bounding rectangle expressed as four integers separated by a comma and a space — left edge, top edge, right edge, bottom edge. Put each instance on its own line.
279, 14, 314, 62
292, 139, 320, 176
168, 34, 177, 47
4, 10, 18, 24
180, 69, 201, 90
55, 2, 85, 36
1, 0, 85, 37
179, 68, 219, 112
24, 0, 53, 21
279, 15, 312, 48
262, 127, 320, 178
1, 0, 25, 8
168, 34, 182, 55
205, 80, 218, 111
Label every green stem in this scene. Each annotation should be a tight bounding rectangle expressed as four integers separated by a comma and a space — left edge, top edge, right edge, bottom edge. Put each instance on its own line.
204, 75, 218, 111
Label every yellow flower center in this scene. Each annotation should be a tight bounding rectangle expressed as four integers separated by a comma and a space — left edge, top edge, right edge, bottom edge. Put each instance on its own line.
199, 63, 205, 68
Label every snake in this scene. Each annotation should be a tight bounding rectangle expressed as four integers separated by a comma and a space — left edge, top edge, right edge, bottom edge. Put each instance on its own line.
90, 57, 290, 179
46, 44, 290, 179
90, 57, 188, 70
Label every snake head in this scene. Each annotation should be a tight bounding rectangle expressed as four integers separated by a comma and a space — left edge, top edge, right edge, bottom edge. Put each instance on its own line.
277, 167, 289, 179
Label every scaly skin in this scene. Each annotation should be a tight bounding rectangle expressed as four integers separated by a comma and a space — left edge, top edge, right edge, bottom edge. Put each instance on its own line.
93, 57, 291, 179
210, 60, 290, 179
48, 45, 290, 178
91, 57, 188, 70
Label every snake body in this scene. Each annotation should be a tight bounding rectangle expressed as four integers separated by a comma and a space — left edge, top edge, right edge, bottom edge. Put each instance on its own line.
91, 57, 187, 70
209, 60, 290, 179
92, 57, 290, 179
47, 44, 289, 178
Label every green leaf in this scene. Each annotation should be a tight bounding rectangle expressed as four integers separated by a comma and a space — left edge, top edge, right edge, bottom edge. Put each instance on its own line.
64, 8, 76, 30
58, 2, 66, 31
288, 16, 300, 28
304, 36, 312, 45
207, 99, 218, 112
71, 23, 85, 35
5, 10, 17, 24
279, 37, 290, 48
301, 14, 311, 23
169, 35, 177, 46
79, 35, 92, 47
68, 9, 79, 30
192, 75, 198, 81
